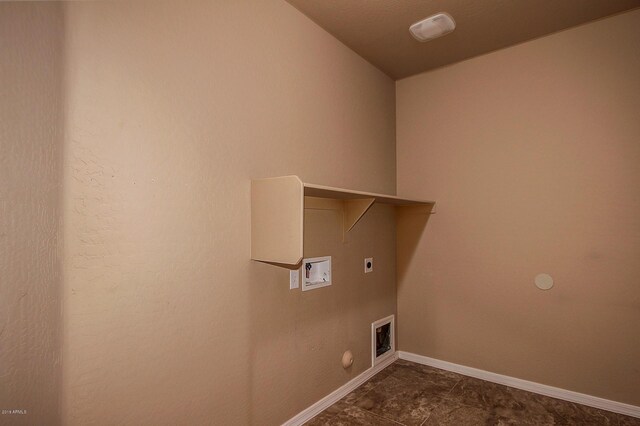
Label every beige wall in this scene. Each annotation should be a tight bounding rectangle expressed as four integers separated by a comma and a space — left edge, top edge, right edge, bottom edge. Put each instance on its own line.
7, 1, 636, 422
61, 1, 395, 424
397, 9, 640, 406
0, 3, 64, 425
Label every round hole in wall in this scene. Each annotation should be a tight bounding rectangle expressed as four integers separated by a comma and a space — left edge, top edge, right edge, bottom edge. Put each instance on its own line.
535, 273, 554, 290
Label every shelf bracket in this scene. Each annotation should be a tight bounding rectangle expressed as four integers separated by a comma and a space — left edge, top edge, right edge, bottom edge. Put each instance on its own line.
343, 198, 375, 237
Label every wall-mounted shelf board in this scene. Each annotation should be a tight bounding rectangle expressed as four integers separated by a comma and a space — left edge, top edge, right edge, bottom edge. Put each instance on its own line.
251, 175, 435, 265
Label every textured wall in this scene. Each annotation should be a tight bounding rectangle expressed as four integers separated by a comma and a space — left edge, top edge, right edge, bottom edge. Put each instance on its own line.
61, 1, 396, 424
0, 3, 64, 425
397, 9, 640, 405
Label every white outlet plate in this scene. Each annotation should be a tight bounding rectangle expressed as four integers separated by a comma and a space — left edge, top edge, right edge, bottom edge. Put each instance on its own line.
290, 268, 300, 290
364, 257, 373, 273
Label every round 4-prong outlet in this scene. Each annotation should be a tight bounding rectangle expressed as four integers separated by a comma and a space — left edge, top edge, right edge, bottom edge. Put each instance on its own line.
364, 257, 373, 273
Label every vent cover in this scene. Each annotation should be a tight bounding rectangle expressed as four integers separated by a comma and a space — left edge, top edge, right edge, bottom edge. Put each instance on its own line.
371, 315, 395, 366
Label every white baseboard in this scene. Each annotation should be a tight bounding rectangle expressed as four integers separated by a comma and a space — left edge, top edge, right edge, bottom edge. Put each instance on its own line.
283, 352, 399, 426
398, 351, 640, 419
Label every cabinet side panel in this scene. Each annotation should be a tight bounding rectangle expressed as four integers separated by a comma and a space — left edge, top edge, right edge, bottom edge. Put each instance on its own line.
251, 176, 303, 264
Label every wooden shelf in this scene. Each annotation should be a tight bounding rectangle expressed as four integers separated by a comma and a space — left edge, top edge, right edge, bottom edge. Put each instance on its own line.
251, 176, 435, 265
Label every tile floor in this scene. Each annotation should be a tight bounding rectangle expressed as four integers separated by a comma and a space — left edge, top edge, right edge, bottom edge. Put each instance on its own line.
305, 359, 640, 425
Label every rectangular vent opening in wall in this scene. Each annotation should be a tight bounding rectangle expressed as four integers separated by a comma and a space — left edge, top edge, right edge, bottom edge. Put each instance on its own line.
371, 315, 395, 367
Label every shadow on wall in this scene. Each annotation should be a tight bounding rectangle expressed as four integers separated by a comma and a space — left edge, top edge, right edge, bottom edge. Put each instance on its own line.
0, 2, 65, 425
396, 204, 433, 290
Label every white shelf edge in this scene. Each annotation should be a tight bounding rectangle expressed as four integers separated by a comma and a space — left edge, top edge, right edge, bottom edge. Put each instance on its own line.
250, 176, 435, 265
303, 181, 434, 206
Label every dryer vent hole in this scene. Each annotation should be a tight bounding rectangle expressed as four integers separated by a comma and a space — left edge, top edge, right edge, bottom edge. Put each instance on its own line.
376, 323, 391, 358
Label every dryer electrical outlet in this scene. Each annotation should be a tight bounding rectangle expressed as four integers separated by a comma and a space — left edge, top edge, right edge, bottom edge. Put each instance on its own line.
364, 257, 373, 273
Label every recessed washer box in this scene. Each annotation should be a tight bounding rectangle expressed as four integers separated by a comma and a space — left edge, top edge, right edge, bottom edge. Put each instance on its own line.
302, 256, 331, 291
